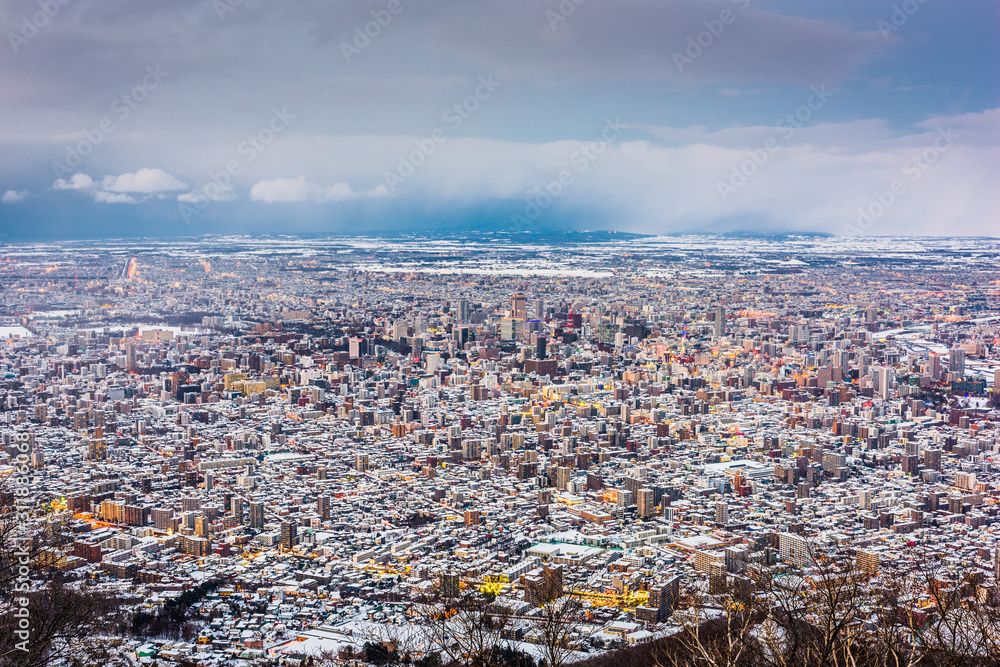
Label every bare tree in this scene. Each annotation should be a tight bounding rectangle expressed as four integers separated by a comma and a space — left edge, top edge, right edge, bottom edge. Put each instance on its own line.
0, 481, 125, 667
535, 592, 591, 667
416, 579, 514, 667
665, 577, 765, 667
360, 615, 430, 665
904, 545, 1000, 667
0, 578, 130, 667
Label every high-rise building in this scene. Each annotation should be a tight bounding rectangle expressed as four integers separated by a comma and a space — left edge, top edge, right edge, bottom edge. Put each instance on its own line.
779, 532, 813, 567
695, 549, 726, 574
153, 508, 173, 533
724, 546, 748, 574
523, 564, 563, 604
715, 305, 725, 338
878, 366, 893, 400
229, 496, 244, 522
124, 505, 147, 527
317, 496, 330, 520
441, 572, 460, 597
500, 318, 516, 341
715, 502, 729, 524
462, 439, 481, 461
648, 575, 680, 621
511, 293, 527, 320
949, 348, 965, 376
709, 562, 727, 595
457, 298, 470, 322
87, 438, 107, 461
637, 488, 654, 518
180, 534, 211, 557
923, 448, 942, 471
125, 341, 137, 372
929, 352, 942, 379
392, 321, 408, 342
249, 501, 265, 529
956, 471, 976, 491
857, 550, 879, 574
280, 521, 297, 550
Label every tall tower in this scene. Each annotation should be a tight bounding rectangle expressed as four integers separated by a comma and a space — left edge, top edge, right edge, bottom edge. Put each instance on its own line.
249, 501, 264, 529
949, 348, 965, 376
511, 293, 527, 320
879, 366, 893, 400
280, 521, 297, 550
125, 341, 137, 372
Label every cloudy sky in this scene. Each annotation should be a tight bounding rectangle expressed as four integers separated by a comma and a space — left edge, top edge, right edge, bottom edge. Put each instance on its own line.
0, 0, 997, 239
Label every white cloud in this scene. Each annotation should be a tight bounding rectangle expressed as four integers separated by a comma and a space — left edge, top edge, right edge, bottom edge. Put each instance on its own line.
52, 173, 94, 191
177, 188, 237, 204
102, 168, 187, 193
1, 190, 28, 204
249, 177, 318, 203
324, 182, 355, 202
368, 184, 390, 199
53, 169, 186, 204
249, 177, 387, 203
93, 191, 137, 204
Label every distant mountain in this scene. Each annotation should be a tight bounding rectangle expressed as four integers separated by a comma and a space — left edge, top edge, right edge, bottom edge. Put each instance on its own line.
718, 230, 835, 240
363, 229, 653, 244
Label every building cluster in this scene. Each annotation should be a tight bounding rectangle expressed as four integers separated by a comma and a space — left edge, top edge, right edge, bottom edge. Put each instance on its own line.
2, 235, 999, 664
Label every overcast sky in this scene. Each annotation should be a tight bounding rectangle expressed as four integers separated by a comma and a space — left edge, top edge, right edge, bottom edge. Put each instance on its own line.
1, 0, 997, 239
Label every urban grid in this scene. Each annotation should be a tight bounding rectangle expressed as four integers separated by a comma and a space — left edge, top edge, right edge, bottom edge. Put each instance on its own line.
1, 233, 999, 666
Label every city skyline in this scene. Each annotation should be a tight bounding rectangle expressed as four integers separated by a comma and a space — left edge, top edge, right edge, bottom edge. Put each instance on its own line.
1, 234, 1000, 664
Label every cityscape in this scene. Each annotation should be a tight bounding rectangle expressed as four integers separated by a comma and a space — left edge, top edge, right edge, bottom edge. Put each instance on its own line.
1, 0, 997, 665
1, 234, 999, 665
